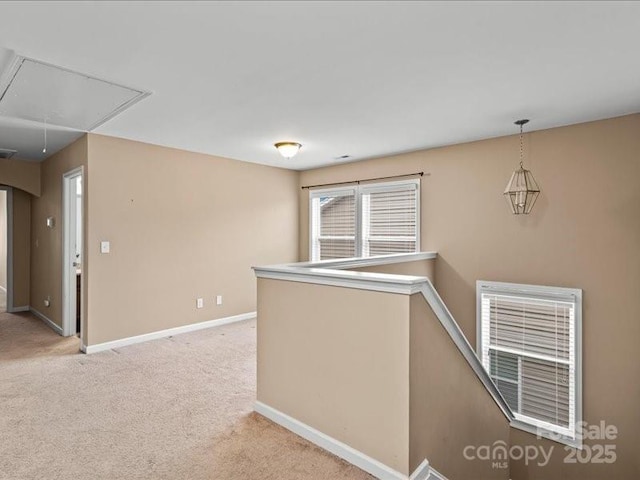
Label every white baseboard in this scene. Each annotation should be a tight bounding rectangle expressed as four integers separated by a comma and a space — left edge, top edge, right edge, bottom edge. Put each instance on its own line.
30, 307, 63, 335
254, 402, 446, 480
0, 285, 6, 293
426, 465, 447, 480
84, 311, 256, 354
409, 460, 430, 480
10, 305, 29, 313
255, 401, 414, 480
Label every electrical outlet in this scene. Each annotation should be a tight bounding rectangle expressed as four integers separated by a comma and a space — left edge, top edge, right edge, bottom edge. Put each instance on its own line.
196, 298, 204, 309
216, 295, 222, 306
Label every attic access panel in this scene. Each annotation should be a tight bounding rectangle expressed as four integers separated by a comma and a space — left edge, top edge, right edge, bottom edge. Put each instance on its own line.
0, 57, 149, 131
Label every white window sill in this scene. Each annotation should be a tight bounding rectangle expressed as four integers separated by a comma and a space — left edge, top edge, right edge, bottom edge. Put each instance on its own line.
301, 251, 437, 270
510, 418, 583, 449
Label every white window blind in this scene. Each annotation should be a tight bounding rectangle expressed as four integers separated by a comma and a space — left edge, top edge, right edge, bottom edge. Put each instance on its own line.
361, 183, 418, 257
310, 180, 419, 262
477, 282, 582, 443
310, 189, 357, 261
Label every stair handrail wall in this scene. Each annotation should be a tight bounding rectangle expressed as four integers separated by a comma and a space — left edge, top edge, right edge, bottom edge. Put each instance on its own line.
418, 281, 514, 421
253, 252, 514, 422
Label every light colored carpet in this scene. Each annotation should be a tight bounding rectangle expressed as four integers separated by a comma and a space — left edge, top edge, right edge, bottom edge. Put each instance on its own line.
0, 312, 374, 480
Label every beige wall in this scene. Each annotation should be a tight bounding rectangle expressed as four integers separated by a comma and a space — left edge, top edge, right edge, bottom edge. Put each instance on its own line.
257, 278, 411, 475
0, 187, 32, 309
30, 136, 87, 328
0, 157, 41, 197
0, 156, 39, 309
410, 293, 510, 479
85, 134, 298, 346
299, 114, 640, 479
12, 188, 31, 308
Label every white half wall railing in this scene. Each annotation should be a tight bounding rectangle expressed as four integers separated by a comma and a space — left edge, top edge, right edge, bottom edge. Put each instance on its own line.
253, 251, 514, 422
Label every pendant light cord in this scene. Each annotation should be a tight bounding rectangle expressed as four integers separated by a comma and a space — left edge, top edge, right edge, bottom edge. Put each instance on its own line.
519, 123, 524, 169
43, 118, 48, 154
515, 119, 529, 168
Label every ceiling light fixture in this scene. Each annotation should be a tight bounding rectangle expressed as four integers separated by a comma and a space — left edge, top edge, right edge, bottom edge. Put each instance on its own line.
503, 119, 540, 215
274, 141, 302, 159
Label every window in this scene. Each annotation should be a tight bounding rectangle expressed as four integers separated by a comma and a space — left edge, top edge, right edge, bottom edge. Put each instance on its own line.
310, 189, 357, 260
477, 281, 582, 445
310, 180, 419, 261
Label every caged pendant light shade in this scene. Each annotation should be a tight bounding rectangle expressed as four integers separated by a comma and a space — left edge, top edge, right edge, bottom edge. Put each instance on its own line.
504, 119, 540, 214
504, 164, 540, 214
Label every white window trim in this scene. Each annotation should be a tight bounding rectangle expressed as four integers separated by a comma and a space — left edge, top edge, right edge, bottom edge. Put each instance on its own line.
476, 280, 583, 448
308, 179, 420, 261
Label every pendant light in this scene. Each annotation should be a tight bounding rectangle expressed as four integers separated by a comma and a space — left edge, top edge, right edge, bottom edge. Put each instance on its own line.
503, 119, 540, 214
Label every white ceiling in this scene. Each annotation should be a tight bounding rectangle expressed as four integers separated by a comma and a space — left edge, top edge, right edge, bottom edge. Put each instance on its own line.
0, 1, 638, 170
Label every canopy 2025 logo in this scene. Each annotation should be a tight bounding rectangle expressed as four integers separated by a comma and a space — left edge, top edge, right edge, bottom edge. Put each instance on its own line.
462, 421, 618, 469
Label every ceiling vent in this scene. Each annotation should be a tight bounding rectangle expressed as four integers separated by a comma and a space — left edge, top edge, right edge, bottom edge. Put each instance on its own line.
0, 55, 150, 131
0, 148, 17, 159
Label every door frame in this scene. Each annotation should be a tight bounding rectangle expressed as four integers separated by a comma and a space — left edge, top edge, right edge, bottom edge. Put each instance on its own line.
62, 167, 83, 338
0, 186, 14, 312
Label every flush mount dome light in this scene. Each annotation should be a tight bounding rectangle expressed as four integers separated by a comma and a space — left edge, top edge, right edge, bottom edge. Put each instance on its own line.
274, 141, 302, 159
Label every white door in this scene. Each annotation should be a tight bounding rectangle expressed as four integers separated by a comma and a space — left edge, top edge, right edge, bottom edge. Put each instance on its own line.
0, 188, 10, 313
63, 168, 83, 339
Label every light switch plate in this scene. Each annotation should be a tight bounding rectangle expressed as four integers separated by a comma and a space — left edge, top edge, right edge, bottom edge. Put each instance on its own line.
100, 241, 110, 254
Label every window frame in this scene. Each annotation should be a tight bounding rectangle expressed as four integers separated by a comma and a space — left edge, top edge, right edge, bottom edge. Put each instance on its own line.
476, 280, 583, 448
308, 179, 420, 262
